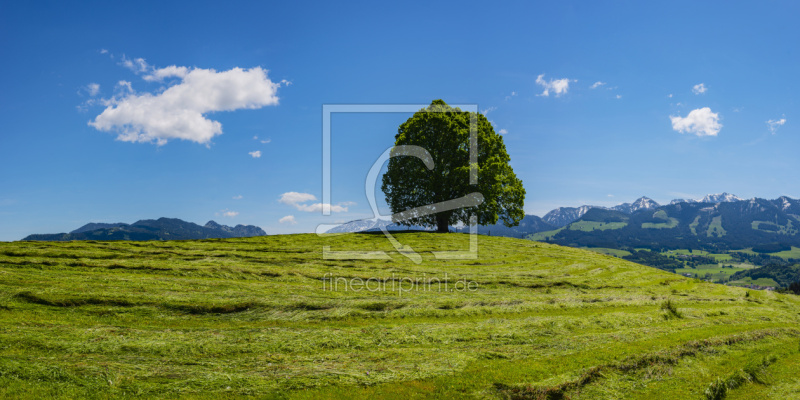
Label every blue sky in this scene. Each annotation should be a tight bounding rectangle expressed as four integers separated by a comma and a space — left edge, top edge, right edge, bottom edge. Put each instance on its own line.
2, 1, 799, 240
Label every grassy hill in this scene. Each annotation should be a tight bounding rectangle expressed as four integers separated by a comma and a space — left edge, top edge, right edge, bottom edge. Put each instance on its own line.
1, 233, 800, 399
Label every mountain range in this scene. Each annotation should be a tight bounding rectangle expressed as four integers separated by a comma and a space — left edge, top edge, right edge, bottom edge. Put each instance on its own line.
534, 194, 800, 250
23, 218, 266, 241
327, 193, 800, 250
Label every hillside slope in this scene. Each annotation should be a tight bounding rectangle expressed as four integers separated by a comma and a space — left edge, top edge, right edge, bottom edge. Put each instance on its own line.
2, 234, 800, 399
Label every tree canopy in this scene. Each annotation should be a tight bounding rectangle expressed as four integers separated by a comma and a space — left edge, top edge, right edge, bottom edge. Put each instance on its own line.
381, 99, 525, 232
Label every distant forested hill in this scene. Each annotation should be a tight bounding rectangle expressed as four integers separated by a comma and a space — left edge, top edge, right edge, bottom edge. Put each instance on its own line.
22, 218, 265, 241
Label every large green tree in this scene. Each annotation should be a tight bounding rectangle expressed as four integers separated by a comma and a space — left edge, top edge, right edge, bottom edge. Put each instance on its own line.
381, 99, 525, 233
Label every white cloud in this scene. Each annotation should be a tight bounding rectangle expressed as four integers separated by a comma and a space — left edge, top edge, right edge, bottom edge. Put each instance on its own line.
278, 191, 349, 213
220, 210, 239, 217
232, 195, 243, 200
295, 203, 348, 213
668, 94, 673, 98
615, 94, 622, 99
498, 128, 508, 135
249, 150, 262, 158
261, 138, 271, 144
279, 192, 317, 205
590, 81, 606, 89
535, 74, 573, 97
115, 80, 133, 94
767, 118, 786, 134
100, 49, 108, 54
670, 107, 722, 137
279, 215, 297, 224
89, 63, 285, 145
120, 55, 150, 73
504, 91, 517, 101
692, 83, 707, 95
143, 65, 190, 82
86, 83, 100, 96
481, 106, 497, 115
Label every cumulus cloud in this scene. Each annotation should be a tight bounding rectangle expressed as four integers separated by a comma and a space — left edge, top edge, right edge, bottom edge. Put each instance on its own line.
232, 195, 243, 200
481, 106, 497, 115
218, 210, 239, 217
590, 81, 606, 89
279, 192, 317, 205
279, 192, 349, 213
767, 118, 786, 134
536, 74, 573, 97
89, 62, 285, 145
279, 215, 297, 224
615, 94, 622, 99
670, 107, 722, 137
498, 128, 508, 135
692, 83, 707, 95
249, 150, 262, 158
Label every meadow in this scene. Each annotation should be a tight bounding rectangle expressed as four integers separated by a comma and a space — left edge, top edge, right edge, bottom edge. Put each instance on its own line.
1, 233, 800, 399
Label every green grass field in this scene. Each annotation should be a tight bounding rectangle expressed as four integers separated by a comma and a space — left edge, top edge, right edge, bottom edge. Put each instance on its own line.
664, 249, 734, 262
642, 211, 679, 229
771, 246, 800, 260
674, 264, 749, 283
731, 247, 800, 260
527, 227, 563, 240
568, 221, 627, 231
2, 233, 800, 399
690, 215, 701, 235
707, 216, 727, 237
727, 277, 781, 288
582, 247, 632, 257
751, 220, 798, 236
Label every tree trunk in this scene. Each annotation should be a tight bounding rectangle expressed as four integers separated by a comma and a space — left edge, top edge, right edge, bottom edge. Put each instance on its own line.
436, 215, 449, 233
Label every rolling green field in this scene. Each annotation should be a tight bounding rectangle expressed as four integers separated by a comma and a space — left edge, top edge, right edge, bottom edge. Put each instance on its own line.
527, 227, 563, 241
642, 211, 679, 229
674, 265, 750, 282
664, 249, 734, 262
581, 247, 632, 257
707, 216, 727, 237
731, 247, 800, 260
568, 221, 627, 231
2, 233, 800, 399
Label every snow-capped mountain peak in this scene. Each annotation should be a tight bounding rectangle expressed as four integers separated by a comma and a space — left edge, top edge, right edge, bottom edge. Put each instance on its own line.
630, 196, 660, 211
670, 193, 742, 205
700, 193, 742, 203
542, 205, 595, 228
611, 197, 660, 214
